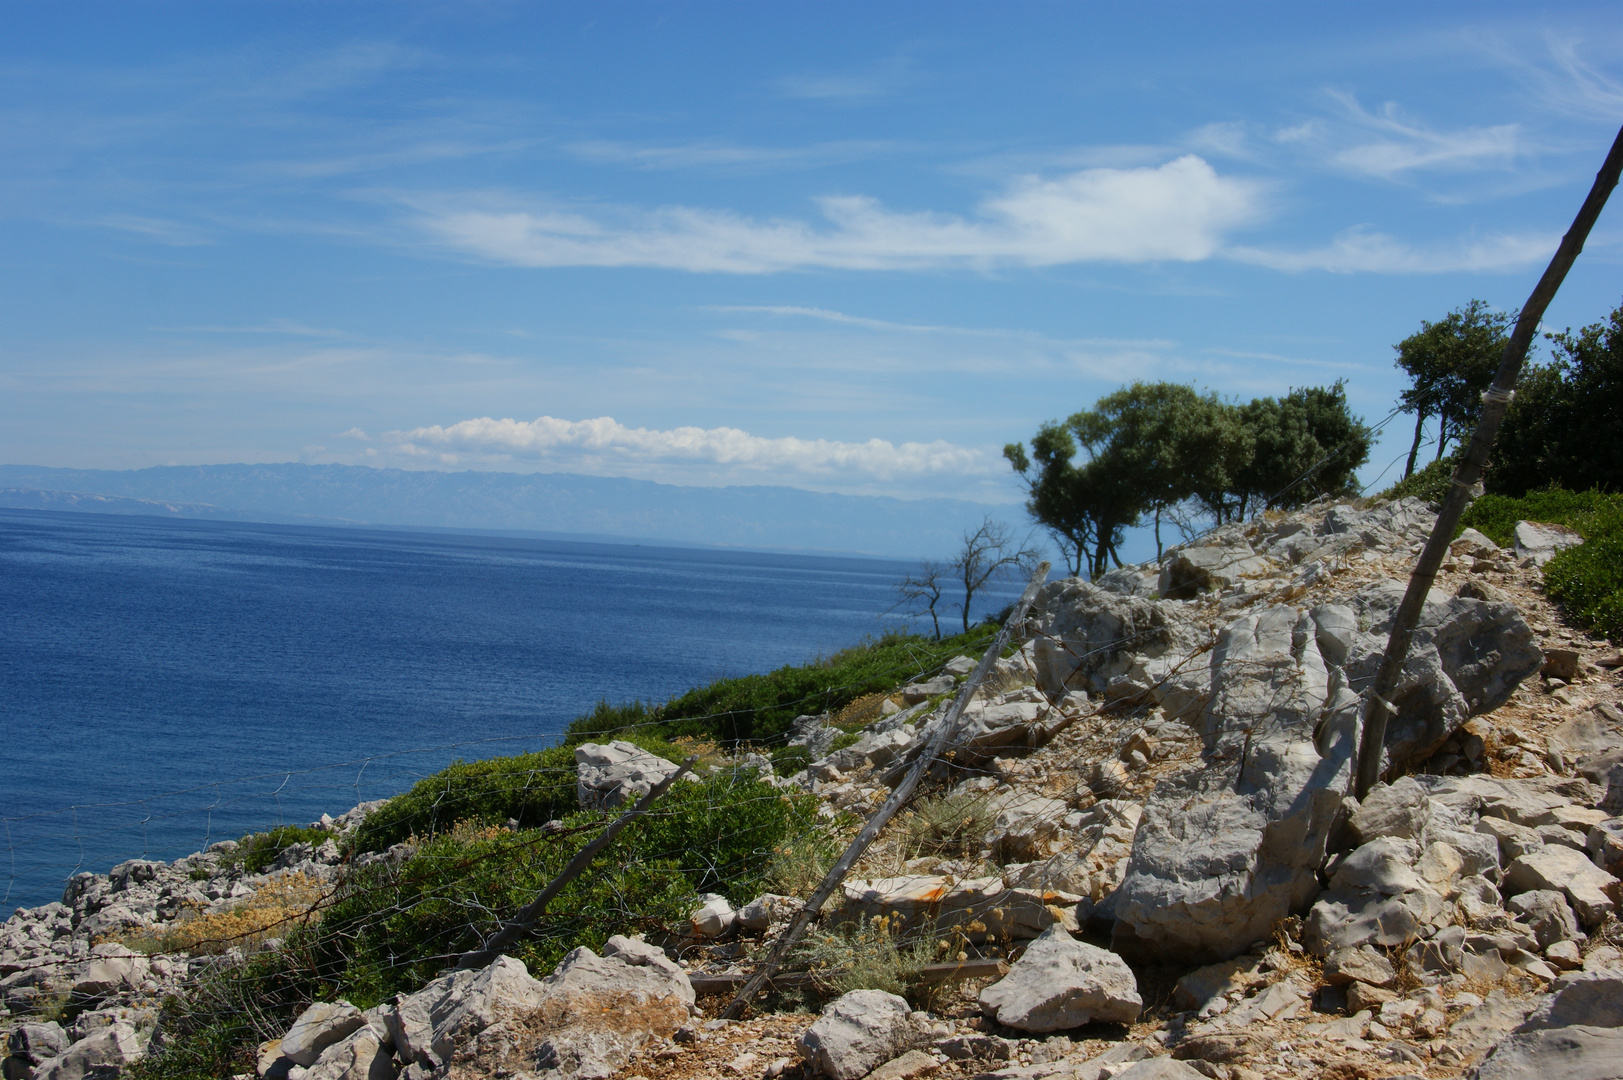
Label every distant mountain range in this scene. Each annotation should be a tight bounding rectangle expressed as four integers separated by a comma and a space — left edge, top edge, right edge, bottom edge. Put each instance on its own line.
0, 463, 1017, 558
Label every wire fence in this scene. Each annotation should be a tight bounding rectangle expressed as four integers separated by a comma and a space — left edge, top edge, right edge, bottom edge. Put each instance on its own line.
0, 440, 1416, 1077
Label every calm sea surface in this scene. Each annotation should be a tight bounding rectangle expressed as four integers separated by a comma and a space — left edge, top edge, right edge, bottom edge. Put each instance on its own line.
0, 508, 1002, 910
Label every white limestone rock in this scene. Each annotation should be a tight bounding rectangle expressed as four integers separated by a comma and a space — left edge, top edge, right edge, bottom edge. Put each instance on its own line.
281, 1000, 367, 1067
797, 989, 921, 1080
573, 741, 691, 810
978, 924, 1141, 1032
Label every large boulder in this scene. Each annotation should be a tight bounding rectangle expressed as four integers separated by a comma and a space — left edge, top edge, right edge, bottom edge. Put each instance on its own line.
1342, 583, 1541, 774
573, 742, 690, 810
1028, 580, 1206, 719
1159, 537, 1274, 600
32, 1024, 146, 1080
281, 1000, 367, 1067
523, 939, 694, 1080
5, 1022, 68, 1072
978, 924, 1141, 1031
797, 989, 923, 1080
1515, 971, 1623, 1032
1513, 521, 1584, 567
1469, 1026, 1623, 1080
1504, 847, 1618, 927
1112, 606, 1359, 960
389, 955, 548, 1070
302, 1020, 395, 1080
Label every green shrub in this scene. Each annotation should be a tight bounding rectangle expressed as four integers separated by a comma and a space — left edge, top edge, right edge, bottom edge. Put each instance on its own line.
346, 746, 578, 854
1544, 500, 1623, 640
1458, 487, 1620, 546
1456, 486, 1623, 640
623, 626, 999, 746
229, 826, 332, 875
131, 774, 833, 1077
1380, 452, 1459, 504
347, 727, 692, 855
769, 744, 812, 777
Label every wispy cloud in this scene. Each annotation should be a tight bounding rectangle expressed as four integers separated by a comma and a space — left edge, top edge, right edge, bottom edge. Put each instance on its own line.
1230, 226, 1555, 273
367, 415, 997, 480
1325, 91, 1524, 179
411, 155, 1265, 273
563, 139, 899, 172
96, 214, 213, 246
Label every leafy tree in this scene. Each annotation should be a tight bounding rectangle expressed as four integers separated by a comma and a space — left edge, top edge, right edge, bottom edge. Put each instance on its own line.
1393, 300, 1510, 479
1084, 383, 1249, 557
1004, 425, 1098, 576
1229, 383, 1371, 518
1491, 298, 1623, 495
1008, 381, 1371, 571
1005, 422, 1137, 579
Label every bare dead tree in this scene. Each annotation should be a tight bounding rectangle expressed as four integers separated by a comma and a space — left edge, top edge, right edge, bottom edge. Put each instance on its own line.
951, 517, 1042, 633
891, 558, 948, 640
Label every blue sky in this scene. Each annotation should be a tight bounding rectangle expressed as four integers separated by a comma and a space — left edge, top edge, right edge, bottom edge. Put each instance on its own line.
3, 2, 1622, 506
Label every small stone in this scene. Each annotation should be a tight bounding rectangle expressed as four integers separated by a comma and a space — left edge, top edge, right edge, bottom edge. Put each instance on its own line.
1323, 946, 1396, 988
1345, 982, 1396, 1014
864, 1049, 941, 1080
1545, 940, 1583, 970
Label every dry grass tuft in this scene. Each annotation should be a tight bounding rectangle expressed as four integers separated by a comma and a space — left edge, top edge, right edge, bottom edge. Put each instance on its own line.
114, 872, 329, 956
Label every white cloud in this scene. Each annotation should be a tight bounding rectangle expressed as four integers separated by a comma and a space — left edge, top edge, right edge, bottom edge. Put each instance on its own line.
1229, 226, 1555, 273
370, 415, 997, 481
1325, 92, 1524, 178
411, 155, 1265, 273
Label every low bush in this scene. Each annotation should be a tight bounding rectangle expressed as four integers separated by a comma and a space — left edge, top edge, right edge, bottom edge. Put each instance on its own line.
230, 826, 333, 875
346, 727, 689, 855
132, 773, 832, 1079
1457, 486, 1623, 640
1544, 500, 1623, 640
1458, 487, 1620, 547
630, 626, 998, 746
793, 912, 932, 998
898, 791, 997, 858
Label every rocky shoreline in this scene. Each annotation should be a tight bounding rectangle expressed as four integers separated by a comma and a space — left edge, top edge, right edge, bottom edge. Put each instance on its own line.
5, 495, 1623, 1080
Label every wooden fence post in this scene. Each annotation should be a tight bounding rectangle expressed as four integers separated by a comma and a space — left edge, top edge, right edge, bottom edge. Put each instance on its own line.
720, 563, 1051, 1019
456, 755, 699, 970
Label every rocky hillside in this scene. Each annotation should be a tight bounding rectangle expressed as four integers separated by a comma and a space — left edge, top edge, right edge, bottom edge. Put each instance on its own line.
4, 495, 1622, 1080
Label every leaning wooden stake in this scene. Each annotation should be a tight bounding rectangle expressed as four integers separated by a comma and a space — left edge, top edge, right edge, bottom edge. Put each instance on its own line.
721, 562, 1051, 1019
1354, 123, 1623, 799
456, 755, 698, 969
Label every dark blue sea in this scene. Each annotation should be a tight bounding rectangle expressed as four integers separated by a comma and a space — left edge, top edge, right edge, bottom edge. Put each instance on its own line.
0, 508, 1009, 910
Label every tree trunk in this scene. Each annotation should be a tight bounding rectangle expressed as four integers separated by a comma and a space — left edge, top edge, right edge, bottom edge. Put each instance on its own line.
1153, 507, 1163, 559
1403, 410, 1426, 480
1434, 416, 1449, 461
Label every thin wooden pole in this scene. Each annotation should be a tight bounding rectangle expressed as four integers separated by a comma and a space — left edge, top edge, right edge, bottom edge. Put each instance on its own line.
456, 755, 698, 969
1354, 123, 1623, 799
720, 563, 1051, 1019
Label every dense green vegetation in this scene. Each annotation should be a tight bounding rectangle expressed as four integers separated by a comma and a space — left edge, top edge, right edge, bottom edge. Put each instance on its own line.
1005, 381, 1371, 576
1492, 302, 1623, 496
1392, 300, 1509, 481
1388, 296, 1620, 500
599, 625, 999, 746
1458, 487, 1623, 641
133, 774, 834, 1080
348, 626, 992, 851
226, 825, 333, 875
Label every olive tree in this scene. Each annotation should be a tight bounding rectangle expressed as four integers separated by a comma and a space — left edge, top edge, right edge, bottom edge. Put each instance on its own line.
1393, 300, 1510, 479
